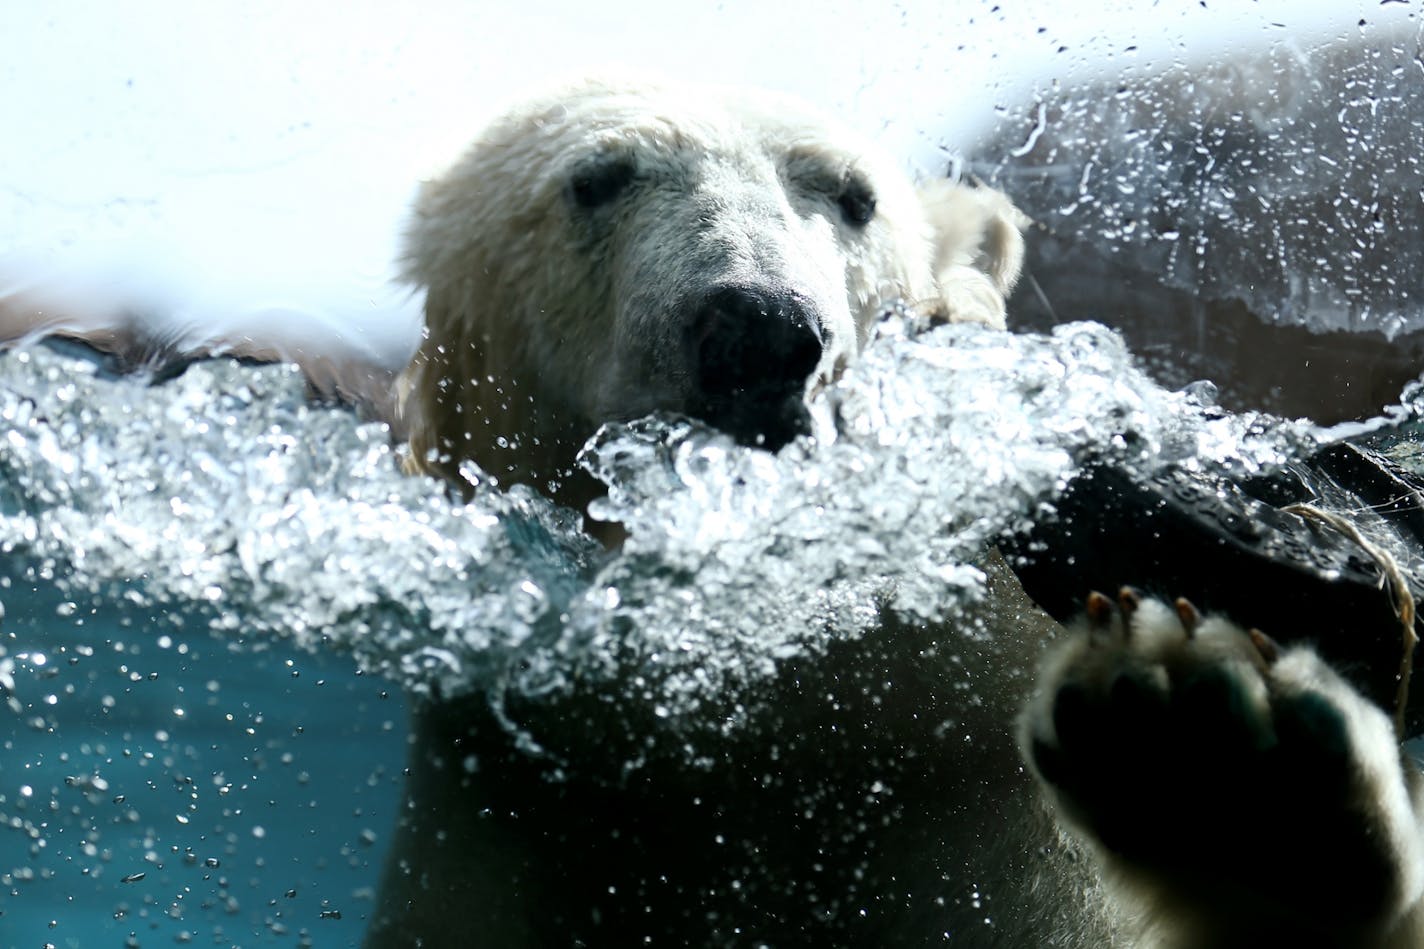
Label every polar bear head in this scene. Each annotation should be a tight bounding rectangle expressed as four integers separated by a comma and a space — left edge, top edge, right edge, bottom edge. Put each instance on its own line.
398, 76, 1024, 508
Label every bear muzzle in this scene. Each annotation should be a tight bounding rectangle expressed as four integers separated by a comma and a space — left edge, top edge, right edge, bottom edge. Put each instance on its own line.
684, 284, 824, 451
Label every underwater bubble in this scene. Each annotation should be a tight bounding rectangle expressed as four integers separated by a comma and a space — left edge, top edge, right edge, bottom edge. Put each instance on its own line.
0, 315, 1321, 739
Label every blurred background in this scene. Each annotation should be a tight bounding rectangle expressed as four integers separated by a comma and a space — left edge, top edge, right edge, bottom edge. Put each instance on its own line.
5, 1, 1413, 417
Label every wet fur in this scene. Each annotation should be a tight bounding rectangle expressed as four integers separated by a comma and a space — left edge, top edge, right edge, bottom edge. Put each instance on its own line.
1023, 593, 1424, 947
395, 76, 1021, 507
375, 76, 1424, 947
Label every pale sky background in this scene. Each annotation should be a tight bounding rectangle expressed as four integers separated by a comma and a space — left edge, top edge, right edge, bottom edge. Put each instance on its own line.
0, 0, 1401, 364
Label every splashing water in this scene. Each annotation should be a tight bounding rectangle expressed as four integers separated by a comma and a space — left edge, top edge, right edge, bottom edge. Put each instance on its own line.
0, 314, 1323, 736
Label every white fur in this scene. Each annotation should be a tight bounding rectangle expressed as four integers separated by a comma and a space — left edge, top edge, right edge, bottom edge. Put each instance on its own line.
1023, 595, 1424, 947
396, 75, 1022, 503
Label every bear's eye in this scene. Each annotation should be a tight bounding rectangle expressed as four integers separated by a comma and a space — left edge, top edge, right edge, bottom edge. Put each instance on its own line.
837, 175, 876, 227
569, 156, 636, 209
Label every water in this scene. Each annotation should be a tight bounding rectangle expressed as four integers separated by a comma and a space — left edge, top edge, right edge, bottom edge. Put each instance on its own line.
0, 6, 1414, 944
0, 312, 1338, 944
978, 18, 1424, 425
0, 316, 1321, 707
7, 21, 1424, 939
1, 624, 402, 947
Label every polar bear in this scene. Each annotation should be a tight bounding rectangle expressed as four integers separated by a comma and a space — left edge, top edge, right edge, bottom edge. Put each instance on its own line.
370, 76, 1424, 948
396, 76, 1023, 512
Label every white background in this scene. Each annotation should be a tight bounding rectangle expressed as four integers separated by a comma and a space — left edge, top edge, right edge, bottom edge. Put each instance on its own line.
0, 1, 1390, 363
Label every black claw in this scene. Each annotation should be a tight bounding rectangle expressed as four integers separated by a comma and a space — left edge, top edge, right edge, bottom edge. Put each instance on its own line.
1117, 586, 1140, 635
1085, 590, 1114, 629
1174, 596, 1200, 639
1249, 627, 1280, 664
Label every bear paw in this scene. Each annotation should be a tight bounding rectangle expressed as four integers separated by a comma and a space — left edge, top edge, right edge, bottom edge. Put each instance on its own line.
1021, 589, 1424, 942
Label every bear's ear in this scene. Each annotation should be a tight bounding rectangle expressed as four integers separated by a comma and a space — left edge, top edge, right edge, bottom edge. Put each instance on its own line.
918, 180, 1027, 329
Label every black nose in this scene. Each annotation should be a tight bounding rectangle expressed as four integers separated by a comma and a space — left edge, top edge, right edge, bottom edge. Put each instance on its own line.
686, 286, 824, 450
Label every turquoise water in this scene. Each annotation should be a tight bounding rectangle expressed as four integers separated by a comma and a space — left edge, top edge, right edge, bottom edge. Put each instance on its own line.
0, 582, 405, 947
